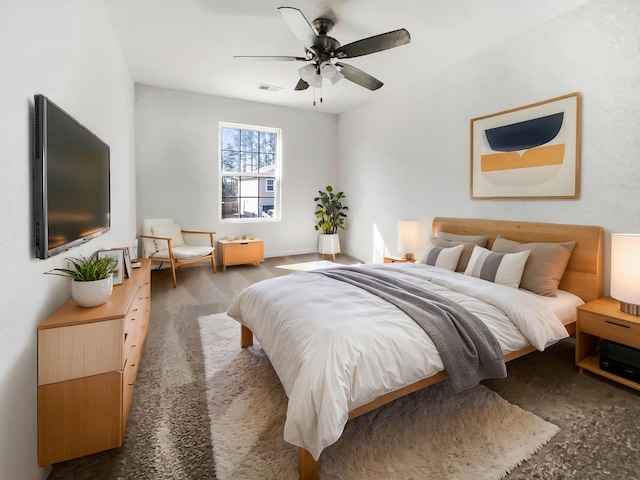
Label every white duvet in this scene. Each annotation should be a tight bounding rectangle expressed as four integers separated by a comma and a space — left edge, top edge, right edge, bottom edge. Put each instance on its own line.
227, 263, 571, 460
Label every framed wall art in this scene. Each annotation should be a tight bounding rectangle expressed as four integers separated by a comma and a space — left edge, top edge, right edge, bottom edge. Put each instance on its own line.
97, 249, 124, 285
470, 92, 581, 199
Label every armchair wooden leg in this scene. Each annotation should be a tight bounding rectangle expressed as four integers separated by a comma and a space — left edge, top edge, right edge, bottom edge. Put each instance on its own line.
169, 258, 178, 288
210, 254, 217, 274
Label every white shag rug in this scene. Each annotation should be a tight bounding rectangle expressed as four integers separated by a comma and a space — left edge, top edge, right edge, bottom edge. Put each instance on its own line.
199, 313, 559, 480
275, 260, 339, 271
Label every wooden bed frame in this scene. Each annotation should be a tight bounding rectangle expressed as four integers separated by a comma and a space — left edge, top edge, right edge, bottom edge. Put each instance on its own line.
241, 217, 603, 480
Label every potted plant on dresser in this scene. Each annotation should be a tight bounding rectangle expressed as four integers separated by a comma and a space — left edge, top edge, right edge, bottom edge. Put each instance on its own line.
46, 256, 118, 307
314, 185, 348, 260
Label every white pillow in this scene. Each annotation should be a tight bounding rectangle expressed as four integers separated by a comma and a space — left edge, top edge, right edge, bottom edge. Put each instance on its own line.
151, 223, 185, 251
464, 245, 530, 289
420, 244, 464, 271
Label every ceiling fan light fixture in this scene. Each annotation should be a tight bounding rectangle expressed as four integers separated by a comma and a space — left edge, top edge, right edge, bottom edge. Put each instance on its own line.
319, 60, 337, 79
328, 70, 343, 85
298, 64, 322, 88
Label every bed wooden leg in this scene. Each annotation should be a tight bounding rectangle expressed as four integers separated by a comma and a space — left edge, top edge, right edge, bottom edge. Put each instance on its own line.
240, 325, 253, 348
298, 448, 319, 480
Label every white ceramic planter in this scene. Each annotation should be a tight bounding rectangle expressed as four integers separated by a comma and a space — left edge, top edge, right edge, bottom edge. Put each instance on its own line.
318, 234, 340, 255
71, 276, 113, 307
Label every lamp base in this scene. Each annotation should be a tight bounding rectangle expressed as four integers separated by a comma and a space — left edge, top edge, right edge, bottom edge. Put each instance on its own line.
401, 253, 415, 261
620, 301, 640, 316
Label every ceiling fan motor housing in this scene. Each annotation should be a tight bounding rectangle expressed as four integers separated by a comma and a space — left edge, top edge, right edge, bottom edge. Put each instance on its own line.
312, 17, 335, 36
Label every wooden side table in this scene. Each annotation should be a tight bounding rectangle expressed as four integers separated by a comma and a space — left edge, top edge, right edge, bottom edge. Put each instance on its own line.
384, 256, 415, 264
218, 239, 264, 271
576, 296, 640, 391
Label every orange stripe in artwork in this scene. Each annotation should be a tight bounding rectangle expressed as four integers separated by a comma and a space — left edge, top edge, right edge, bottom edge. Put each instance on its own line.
481, 144, 566, 172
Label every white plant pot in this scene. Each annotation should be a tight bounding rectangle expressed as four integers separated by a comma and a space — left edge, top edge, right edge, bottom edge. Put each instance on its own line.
71, 276, 113, 308
318, 233, 340, 255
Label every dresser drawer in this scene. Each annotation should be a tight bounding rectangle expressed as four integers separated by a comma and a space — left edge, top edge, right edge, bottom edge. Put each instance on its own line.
38, 319, 124, 385
579, 310, 640, 348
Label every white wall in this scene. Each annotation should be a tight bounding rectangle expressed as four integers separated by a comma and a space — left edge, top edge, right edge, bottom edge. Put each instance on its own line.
135, 85, 339, 257
338, 0, 640, 292
0, 1, 135, 478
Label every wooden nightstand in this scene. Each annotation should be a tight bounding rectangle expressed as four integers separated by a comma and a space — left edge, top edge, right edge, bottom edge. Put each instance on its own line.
383, 256, 415, 264
576, 296, 640, 391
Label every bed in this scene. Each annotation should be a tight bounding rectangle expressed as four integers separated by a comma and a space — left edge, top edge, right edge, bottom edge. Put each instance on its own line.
227, 217, 603, 480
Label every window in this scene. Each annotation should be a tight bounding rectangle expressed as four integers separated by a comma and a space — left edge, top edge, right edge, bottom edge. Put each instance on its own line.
219, 123, 280, 221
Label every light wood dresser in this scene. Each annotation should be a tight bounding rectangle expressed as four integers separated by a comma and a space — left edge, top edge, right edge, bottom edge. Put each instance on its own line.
37, 259, 151, 466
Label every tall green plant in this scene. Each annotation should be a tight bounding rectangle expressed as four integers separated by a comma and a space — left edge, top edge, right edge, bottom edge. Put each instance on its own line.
314, 185, 348, 234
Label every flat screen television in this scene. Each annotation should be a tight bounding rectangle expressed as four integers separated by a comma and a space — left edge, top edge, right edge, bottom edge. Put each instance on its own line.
33, 94, 111, 259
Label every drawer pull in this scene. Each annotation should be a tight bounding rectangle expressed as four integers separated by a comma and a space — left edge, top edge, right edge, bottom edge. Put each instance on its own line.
128, 382, 134, 386
605, 320, 631, 329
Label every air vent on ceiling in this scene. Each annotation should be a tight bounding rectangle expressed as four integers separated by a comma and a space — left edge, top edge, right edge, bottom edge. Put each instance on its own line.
258, 84, 283, 92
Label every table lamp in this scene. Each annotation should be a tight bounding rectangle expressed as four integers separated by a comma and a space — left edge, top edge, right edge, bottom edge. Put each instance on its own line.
397, 220, 419, 261
610, 233, 640, 315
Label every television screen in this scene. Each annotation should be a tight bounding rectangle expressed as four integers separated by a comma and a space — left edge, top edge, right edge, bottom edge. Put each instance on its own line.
34, 94, 111, 259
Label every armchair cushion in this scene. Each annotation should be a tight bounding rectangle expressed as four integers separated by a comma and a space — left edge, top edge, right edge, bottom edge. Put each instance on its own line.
152, 245, 213, 261
142, 218, 174, 256
151, 223, 185, 251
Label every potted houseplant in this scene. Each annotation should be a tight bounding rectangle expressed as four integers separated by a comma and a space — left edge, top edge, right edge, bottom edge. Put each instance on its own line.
47, 256, 118, 307
314, 185, 348, 258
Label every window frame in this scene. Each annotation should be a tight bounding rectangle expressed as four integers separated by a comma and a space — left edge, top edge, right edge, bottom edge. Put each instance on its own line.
218, 122, 282, 223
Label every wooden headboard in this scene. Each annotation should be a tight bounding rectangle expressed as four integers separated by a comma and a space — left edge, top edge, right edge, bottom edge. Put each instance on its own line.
432, 217, 603, 303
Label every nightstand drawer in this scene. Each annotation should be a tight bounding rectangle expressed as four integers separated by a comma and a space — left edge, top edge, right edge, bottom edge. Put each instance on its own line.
579, 311, 640, 348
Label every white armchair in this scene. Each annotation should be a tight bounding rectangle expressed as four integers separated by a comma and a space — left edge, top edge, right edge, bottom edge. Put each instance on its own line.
139, 218, 216, 288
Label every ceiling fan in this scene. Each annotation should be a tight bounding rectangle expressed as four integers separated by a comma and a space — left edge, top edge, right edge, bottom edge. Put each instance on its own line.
235, 7, 411, 98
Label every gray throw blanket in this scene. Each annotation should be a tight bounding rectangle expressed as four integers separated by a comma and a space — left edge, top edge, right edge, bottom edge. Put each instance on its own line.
311, 266, 507, 392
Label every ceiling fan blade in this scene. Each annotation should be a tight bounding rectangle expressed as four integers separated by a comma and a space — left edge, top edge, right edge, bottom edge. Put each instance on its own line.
333, 28, 411, 59
234, 55, 307, 61
294, 78, 310, 90
335, 62, 383, 90
278, 7, 317, 51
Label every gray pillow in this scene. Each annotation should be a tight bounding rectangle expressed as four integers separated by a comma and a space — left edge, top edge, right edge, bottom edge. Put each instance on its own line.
434, 232, 489, 272
491, 235, 575, 297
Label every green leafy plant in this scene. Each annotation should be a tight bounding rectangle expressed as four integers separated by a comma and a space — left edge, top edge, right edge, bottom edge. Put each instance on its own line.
46, 256, 117, 281
314, 185, 348, 234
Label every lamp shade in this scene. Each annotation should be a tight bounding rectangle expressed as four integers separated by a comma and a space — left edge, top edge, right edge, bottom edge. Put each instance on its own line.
298, 64, 321, 88
610, 233, 640, 314
397, 220, 420, 255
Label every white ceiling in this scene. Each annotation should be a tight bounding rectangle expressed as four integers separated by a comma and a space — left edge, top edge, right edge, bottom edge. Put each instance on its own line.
104, 0, 591, 114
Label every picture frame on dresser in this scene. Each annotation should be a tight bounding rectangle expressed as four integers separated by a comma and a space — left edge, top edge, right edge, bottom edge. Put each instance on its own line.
121, 247, 133, 278
96, 249, 124, 285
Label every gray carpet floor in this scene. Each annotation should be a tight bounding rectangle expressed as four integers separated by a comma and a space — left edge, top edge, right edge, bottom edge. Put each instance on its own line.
48, 254, 640, 480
